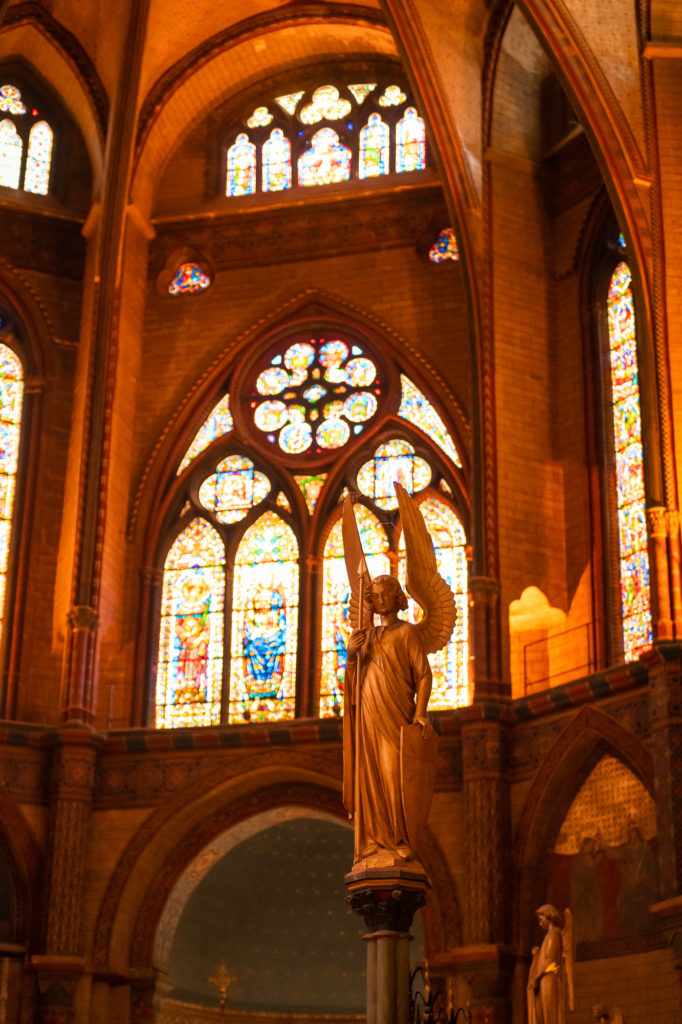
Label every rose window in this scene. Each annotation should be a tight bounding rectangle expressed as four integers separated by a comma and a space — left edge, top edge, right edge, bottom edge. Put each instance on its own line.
250, 338, 381, 456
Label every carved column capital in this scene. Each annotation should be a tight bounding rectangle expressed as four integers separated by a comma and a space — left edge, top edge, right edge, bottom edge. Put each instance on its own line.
66, 605, 99, 633
647, 505, 668, 537
469, 576, 501, 606
141, 567, 163, 587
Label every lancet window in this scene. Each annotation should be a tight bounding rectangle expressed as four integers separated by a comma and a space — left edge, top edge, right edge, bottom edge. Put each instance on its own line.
223, 77, 427, 199
0, 84, 53, 195
0, 316, 25, 661
605, 259, 651, 660
152, 325, 468, 728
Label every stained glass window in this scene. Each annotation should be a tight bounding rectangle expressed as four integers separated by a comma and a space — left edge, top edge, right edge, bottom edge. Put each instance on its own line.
398, 376, 461, 466
198, 454, 270, 524
247, 106, 273, 128
359, 113, 389, 179
275, 92, 304, 115
607, 262, 651, 660
229, 512, 299, 723
262, 128, 291, 192
0, 120, 22, 189
348, 84, 376, 104
168, 263, 212, 296
251, 337, 380, 455
23, 121, 52, 195
320, 506, 389, 716
429, 228, 459, 263
299, 86, 351, 124
0, 345, 23, 650
0, 86, 25, 116
226, 134, 256, 196
178, 395, 233, 474
298, 129, 351, 187
357, 439, 431, 510
155, 518, 225, 728
396, 108, 425, 172
399, 498, 468, 708
295, 474, 327, 513
378, 85, 407, 107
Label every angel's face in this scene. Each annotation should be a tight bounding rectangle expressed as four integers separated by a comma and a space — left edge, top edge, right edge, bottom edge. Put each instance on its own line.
370, 579, 400, 615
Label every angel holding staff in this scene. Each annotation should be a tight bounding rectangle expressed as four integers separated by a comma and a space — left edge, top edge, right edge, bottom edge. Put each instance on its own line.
342, 482, 457, 871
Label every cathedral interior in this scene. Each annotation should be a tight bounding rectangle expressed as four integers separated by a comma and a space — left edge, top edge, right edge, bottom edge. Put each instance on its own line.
0, 0, 680, 1021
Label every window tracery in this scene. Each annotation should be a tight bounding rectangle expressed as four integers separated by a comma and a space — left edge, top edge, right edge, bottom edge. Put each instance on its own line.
606, 260, 652, 660
154, 328, 467, 727
0, 84, 53, 195
224, 77, 427, 199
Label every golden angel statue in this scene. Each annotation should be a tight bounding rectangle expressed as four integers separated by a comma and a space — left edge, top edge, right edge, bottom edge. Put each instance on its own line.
341, 483, 457, 872
527, 905, 575, 1024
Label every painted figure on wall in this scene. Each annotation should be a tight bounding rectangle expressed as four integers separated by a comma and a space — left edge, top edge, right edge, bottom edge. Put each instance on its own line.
527, 905, 574, 1024
342, 484, 456, 871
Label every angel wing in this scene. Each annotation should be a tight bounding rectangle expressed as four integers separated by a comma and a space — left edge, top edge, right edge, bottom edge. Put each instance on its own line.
562, 907, 575, 1012
395, 482, 456, 654
342, 495, 373, 631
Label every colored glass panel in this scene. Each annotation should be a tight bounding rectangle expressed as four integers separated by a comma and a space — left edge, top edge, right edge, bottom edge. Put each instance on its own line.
298, 129, 351, 187
262, 128, 291, 192
0, 86, 25, 115
320, 506, 390, 716
429, 228, 459, 263
607, 261, 651, 660
359, 113, 389, 179
247, 106, 273, 127
345, 357, 375, 387
399, 498, 468, 708
229, 512, 298, 723
177, 395, 233, 474
276, 491, 292, 512
343, 392, 377, 422
168, 263, 211, 296
299, 86, 351, 125
275, 92, 304, 115
0, 344, 22, 650
256, 367, 289, 395
357, 439, 431, 510
398, 376, 461, 467
294, 473, 327, 513
279, 421, 312, 454
226, 133, 256, 196
198, 454, 270, 524
316, 418, 350, 449
378, 85, 407, 107
255, 400, 288, 432
23, 121, 52, 195
0, 120, 22, 189
348, 84, 377, 104
252, 337, 379, 454
396, 108, 425, 172
156, 518, 225, 728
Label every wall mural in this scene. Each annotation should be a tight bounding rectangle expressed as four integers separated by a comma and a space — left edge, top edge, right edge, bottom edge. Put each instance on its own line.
547, 756, 658, 949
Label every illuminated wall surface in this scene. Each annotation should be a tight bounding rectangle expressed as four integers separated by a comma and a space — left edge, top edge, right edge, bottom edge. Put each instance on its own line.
167, 817, 425, 1013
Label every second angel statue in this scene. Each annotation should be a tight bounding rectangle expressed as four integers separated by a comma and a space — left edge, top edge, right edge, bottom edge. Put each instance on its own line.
342, 482, 457, 872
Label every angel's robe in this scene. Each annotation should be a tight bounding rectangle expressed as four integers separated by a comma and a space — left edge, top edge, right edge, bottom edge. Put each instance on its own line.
343, 618, 431, 861
527, 923, 566, 1024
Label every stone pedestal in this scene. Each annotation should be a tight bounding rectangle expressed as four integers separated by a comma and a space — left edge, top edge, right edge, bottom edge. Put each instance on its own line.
345, 866, 428, 1024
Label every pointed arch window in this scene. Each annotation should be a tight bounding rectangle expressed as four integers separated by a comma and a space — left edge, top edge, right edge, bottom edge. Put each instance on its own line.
221, 75, 428, 200
0, 342, 23, 651
606, 260, 652, 660
151, 325, 468, 727
0, 85, 54, 195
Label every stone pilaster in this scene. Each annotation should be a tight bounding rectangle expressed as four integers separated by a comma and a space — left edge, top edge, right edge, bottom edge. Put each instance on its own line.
459, 717, 512, 1024
60, 606, 99, 726
469, 577, 505, 700
43, 731, 99, 956
647, 506, 674, 641
645, 643, 682, 898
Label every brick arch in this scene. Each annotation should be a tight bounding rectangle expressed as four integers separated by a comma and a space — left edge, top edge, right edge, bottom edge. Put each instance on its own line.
0, 782, 43, 947
92, 757, 458, 968
131, 16, 398, 217
0, 19, 104, 189
513, 703, 653, 950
